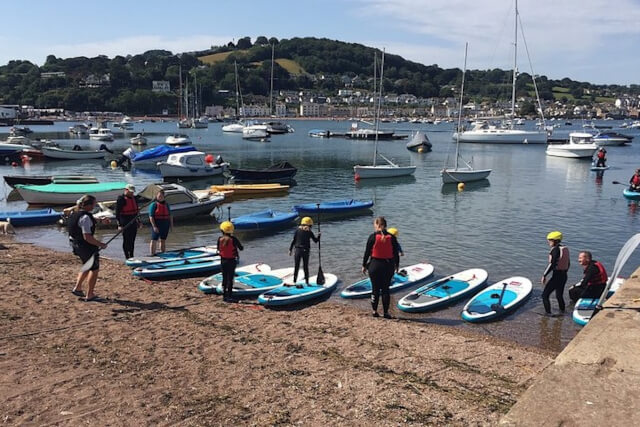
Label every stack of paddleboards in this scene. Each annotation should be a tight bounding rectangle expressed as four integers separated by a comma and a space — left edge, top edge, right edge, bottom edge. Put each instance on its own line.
461, 277, 533, 322
128, 245, 221, 281
126, 245, 218, 268
258, 274, 339, 307
572, 278, 624, 326
341, 263, 434, 298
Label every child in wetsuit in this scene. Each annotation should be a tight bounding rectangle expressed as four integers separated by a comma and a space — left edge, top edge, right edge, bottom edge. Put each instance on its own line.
289, 217, 320, 287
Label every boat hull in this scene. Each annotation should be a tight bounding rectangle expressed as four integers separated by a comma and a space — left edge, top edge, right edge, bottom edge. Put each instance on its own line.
158, 163, 225, 178
0, 208, 62, 226
41, 147, 106, 160
15, 182, 127, 205
441, 168, 491, 184
546, 145, 597, 158
353, 165, 416, 179
232, 210, 298, 230
457, 130, 547, 144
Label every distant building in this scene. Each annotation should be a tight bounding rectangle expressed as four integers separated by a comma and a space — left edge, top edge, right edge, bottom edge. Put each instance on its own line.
299, 102, 328, 117
80, 74, 110, 88
152, 80, 171, 93
240, 104, 270, 117
40, 72, 66, 79
0, 105, 18, 119
205, 105, 224, 117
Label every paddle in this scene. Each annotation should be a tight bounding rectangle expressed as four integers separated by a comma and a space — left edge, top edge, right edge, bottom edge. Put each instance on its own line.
405, 276, 454, 300
490, 283, 509, 314
228, 206, 231, 221
81, 214, 141, 272
316, 203, 325, 285
612, 181, 627, 186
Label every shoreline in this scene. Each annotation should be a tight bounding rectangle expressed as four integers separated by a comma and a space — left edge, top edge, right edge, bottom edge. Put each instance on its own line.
0, 235, 554, 424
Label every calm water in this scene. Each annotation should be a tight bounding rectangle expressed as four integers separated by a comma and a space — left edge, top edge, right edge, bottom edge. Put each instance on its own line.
3, 119, 640, 352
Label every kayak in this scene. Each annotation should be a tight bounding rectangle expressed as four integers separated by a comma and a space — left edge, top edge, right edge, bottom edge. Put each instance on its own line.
340, 263, 434, 299
573, 278, 623, 326
461, 276, 533, 323
197, 263, 272, 294
231, 209, 298, 230
623, 189, 640, 201
258, 273, 339, 307
132, 256, 221, 281
0, 208, 62, 226
397, 268, 488, 313
293, 199, 374, 215
126, 245, 218, 268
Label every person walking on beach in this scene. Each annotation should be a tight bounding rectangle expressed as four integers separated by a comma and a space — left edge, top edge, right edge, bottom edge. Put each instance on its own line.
68, 195, 107, 301
541, 231, 570, 315
115, 184, 139, 259
148, 189, 172, 255
362, 216, 401, 319
289, 216, 320, 287
568, 251, 608, 301
218, 221, 243, 302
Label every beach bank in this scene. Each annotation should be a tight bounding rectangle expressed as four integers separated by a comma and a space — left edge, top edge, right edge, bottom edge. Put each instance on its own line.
0, 236, 554, 425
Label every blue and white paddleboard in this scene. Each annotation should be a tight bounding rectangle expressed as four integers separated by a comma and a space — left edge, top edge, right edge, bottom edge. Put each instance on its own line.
623, 189, 640, 201
590, 165, 610, 171
211, 267, 294, 297
133, 256, 221, 281
461, 276, 532, 323
397, 268, 488, 313
126, 245, 218, 268
197, 263, 271, 294
258, 273, 339, 307
340, 263, 434, 299
572, 278, 623, 326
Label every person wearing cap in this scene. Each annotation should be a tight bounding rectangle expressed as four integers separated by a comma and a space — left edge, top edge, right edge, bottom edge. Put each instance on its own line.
115, 184, 140, 259
218, 221, 243, 302
595, 147, 607, 168
289, 217, 320, 287
387, 228, 404, 256
541, 231, 570, 315
148, 189, 172, 255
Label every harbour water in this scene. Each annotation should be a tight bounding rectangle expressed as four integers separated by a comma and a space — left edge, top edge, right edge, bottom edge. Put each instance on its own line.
2, 119, 640, 352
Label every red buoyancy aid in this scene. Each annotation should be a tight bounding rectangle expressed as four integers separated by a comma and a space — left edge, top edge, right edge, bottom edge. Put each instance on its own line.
556, 245, 570, 271
218, 237, 237, 259
154, 201, 169, 220
587, 261, 608, 287
371, 232, 393, 259
597, 151, 606, 159
632, 174, 640, 186
121, 196, 138, 216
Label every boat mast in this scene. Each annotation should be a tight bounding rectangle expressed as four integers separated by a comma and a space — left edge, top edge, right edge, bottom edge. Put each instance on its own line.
510, 0, 518, 129
269, 43, 274, 117
185, 75, 189, 120
373, 49, 385, 167
234, 61, 240, 118
455, 43, 468, 171
194, 73, 198, 118
178, 65, 183, 119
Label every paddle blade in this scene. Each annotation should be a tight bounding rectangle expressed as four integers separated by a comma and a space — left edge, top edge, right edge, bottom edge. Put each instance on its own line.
81, 254, 95, 272
316, 266, 325, 285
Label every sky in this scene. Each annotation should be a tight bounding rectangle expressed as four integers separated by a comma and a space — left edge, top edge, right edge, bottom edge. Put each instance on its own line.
3, 0, 640, 85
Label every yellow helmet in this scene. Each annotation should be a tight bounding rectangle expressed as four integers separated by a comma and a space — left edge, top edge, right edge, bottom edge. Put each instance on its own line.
546, 231, 562, 241
220, 221, 234, 234
387, 227, 399, 237
301, 217, 313, 226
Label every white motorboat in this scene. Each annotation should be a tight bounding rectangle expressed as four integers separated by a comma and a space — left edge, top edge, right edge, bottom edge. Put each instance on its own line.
158, 151, 228, 179
546, 133, 598, 158
119, 116, 134, 130
406, 131, 432, 152
69, 124, 89, 135
222, 122, 244, 133
41, 144, 109, 160
130, 134, 148, 146
0, 141, 32, 156
592, 131, 633, 146
124, 145, 197, 167
177, 119, 191, 129
89, 127, 114, 141
165, 134, 192, 145
242, 124, 269, 141
191, 117, 209, 129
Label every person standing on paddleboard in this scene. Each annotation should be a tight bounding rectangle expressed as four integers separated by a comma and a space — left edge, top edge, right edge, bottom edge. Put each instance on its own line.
218, 221, 243, 302
148, 189, 172, 256
115, 184, 140, 259
629, 169, 640, 192
362, 216, 401, 319
289, 216, 320, 287
568, 251, 608, 301
541, 231, 570, 315
595, 148, 607, 168
69, 195, 108, 302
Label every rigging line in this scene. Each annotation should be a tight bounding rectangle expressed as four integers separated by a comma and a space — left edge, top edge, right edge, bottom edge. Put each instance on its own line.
518, 14, 546, 127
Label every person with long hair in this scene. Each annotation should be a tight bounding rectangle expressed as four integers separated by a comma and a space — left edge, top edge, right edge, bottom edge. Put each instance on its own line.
217, 221, 244, 302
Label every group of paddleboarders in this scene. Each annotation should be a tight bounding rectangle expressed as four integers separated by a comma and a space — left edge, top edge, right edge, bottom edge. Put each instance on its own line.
541, 231, 609, 316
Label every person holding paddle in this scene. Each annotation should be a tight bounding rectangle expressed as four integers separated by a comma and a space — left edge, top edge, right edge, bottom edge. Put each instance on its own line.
541, 231, 570, 315
218, 221, 243, 302
629, 169, 640, 192
594, 148, 607, 168
115, 184, 140, 259
68, 195, 107, 302
362, 216, 401, 319
289, 216, 320, 287
148, 189, 172, 256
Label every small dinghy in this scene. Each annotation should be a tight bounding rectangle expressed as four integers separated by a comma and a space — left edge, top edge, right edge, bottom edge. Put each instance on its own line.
198, 263, 272, 294
573, 278, 624, 326
0, 208, 62, 226
3, 174, 98, 188
341, 263, 434, 299
126, 245, 218, 268
228, 161, 297, 182
41, 145, 110, 160
258, 273, 339, 307
397, 268, 488, 312
132, 256, 221, 281
623, 189, 640, 201
231, 209, 298, 231
461, 276, 532, 322
293, 199, 374, 216
406, 131, 432, 152
15, 182, 127, 205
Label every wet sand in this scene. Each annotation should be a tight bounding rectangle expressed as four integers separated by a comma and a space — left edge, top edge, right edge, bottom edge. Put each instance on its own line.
0, 236, 554, 425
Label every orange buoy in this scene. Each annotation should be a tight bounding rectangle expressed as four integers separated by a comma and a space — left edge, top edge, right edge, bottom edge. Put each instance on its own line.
205, 154, 214, 163
354, 173, 361, 181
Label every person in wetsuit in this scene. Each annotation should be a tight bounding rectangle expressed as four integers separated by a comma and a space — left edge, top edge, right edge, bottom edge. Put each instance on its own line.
595, 148, 607, 168
217, 221, 244, 302
387, 227, 404, 256
114, 184, 140, 259
362, 216, 401, 319
569, 251, 608, 301
629, 169, 640, 191
289, 216, 320, 287
541, 231, 570, 315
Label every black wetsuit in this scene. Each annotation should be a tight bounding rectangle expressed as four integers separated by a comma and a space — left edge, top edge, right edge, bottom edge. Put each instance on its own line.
362, 231, 400, 315
115, 194, 139, 259
570, 261, 607, 301
217, 235, 244, 300
542, 245, 569, 313
289, 227, 319, 284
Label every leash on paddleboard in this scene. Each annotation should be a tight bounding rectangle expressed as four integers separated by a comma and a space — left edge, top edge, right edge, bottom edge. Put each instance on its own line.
81, 213, 142, 272
490, 283, 509, 313
316, 203, 325, 285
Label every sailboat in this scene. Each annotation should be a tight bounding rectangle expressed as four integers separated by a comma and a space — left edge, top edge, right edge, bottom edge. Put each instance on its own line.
441, 43, 492, 184
353, 49, 416, 179
455, 0, 547, 144
222, 61, 245, 133
177, 67, 190, 129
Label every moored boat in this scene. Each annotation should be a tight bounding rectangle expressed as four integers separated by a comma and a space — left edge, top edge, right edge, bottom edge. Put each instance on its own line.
41, 144, 110, 160
228, 161, 297, 182
88, 127, 114, 141
293, 199, 374, 216
592, 131, 633, 146
222, 122, 244, 133
15, 181, 128, 205
165, 134, 192, 145
130, 134, 148, 145
158, 151, 228, 179
546, 133, 598, 158
242, 125, 269, 141
209, 183, 289, 197
124, 144, 198, 167
231, 209, 298, 231
406, 131, 432, 152
3, 174, 98, 188
0, 208, 62, 226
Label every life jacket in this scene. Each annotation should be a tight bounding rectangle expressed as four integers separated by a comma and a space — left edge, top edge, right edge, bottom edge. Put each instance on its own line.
597, 151, 605, 159
153, 201, 169, 220
68, 211, 95, 242
632, 174, 640, 186
555, 245, 570, 271
120, 195, 138, 216
586, 261, 608, 287
218, 236, 238, 259
371, 232, 393, 259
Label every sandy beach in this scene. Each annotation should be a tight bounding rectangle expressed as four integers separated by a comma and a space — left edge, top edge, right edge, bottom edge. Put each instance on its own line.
0, 235, 554, 425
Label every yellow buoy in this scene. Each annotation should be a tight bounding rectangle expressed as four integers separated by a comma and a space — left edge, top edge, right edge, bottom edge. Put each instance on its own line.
418, 147, 424, 153
457, 182, 465, 191
110, 160, 118, 169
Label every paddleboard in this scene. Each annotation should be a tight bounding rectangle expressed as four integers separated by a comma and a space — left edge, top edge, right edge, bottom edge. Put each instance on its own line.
215, 267, 295, 297
258, 273, 339, 307
461, 276, 532, 323
197, 263, 271, 294
572, 277, 623, 326
623, 189, 640, 201
132, 255, 221, 281
590, 165, 610, 171
126, 245, 218, 267
340, 263, 434, 299
397, 268, 488, 313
